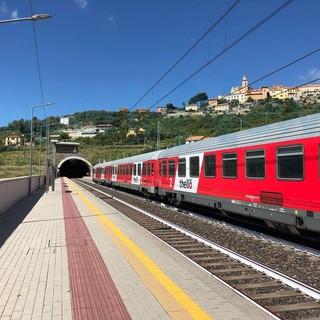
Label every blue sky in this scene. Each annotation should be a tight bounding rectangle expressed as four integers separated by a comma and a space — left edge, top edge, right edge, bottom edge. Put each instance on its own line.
0, 0, 319, 127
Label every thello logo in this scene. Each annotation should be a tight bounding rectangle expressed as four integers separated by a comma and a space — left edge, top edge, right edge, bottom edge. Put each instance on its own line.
179, 179, 192, 189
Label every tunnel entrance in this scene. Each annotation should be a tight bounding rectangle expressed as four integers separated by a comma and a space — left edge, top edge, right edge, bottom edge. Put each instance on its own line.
58, 157, 92, 178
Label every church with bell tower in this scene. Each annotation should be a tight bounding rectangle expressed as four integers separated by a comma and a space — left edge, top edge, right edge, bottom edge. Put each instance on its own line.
223, 75, 268, 104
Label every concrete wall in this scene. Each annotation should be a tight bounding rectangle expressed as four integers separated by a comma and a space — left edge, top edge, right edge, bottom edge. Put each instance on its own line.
0, 176, 46, 215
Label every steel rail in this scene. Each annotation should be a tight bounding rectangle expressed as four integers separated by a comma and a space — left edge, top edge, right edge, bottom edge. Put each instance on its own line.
77, 179, 320, 302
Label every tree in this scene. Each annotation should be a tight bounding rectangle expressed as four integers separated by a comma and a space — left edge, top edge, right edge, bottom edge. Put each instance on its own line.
165, 103, 175, 111
59, 132, 70, 141
229, 99, 239, 109
217, 98, 228, 104
188, 92, 208, 105
247, 96, 254, 103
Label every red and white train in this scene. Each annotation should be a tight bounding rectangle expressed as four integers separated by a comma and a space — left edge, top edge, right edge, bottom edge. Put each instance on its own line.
93, 113, 320, 235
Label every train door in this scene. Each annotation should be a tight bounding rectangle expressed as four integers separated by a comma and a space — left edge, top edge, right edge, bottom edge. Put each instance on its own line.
112, 165, 118, 182
159, 158, 176, 190
101, 166, 105, 180
132, 162, 142, 185
142, 161, 155, 187
174, 154, 203, 193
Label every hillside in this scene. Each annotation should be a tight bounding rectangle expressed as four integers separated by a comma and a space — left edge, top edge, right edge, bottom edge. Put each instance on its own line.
1, 98, 320, 179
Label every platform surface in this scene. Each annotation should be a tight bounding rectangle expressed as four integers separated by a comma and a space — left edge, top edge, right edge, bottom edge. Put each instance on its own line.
0, 178, 276, 320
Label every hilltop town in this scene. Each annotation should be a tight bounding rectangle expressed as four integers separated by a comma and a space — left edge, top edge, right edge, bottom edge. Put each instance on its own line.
2, 75, 320, 150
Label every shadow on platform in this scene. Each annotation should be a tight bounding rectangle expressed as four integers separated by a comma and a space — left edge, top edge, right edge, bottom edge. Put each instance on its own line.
0, 187, 46, 247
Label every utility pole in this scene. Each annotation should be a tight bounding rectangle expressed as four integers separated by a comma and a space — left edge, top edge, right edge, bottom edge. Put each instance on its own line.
156, 121, 161, 150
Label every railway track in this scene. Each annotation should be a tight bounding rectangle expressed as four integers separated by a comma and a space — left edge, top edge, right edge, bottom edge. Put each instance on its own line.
75, 178, 320, 320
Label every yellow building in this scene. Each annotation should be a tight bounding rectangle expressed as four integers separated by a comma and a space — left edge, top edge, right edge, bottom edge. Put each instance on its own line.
268, 85, 290, 99
126, 127, 145, 137
5, 134, 24, 146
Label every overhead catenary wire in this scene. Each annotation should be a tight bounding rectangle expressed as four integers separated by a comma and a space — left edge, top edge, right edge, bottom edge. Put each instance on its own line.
29, 0, 46, 114
272, 77, 320, 99
144, 0, 293, 111
220, 47, 320, 100
130, 0, 241, 110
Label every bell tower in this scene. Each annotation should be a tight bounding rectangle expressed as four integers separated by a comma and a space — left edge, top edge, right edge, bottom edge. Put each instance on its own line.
242, 75, 248, 91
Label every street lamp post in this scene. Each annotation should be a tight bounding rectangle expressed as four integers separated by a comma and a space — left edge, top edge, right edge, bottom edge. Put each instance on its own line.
29, 102, 54, 195
39, 122, 58, 192
1, 12, 53, 194
0, 14, 52, 24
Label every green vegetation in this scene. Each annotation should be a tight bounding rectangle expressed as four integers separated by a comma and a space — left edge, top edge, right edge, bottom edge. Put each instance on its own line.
1, 97, 320, 179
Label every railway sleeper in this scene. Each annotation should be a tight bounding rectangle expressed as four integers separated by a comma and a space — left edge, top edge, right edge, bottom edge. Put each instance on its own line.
153, 231, 182, 237
221, 273, 267, 281
171, 243, 207, 249
234, 281, 283, 290
141, 224, 171, 230
248, 290, 303, 301
194, 255, 230, 263
185, 251, 227, 258
212, 267, 250, 274
205, 261, 243, 267
166, 239, 199, 245
178, 247, 213, 254
267, 301, 320, 313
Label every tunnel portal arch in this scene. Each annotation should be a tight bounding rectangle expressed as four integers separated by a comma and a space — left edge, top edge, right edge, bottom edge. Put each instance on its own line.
58, 156, 93, 178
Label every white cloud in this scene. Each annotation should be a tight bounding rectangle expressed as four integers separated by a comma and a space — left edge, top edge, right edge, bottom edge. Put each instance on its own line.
0, 1, 9, 15
107, 14, 114, 23
299, 68, 320, 82
73, 0, 88, 9
0, 2, 18, 18
11, 10, 18, 19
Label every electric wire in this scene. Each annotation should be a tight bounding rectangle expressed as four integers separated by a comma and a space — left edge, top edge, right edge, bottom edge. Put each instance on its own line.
29, 0, 45, 111
144, 0, 293, 111
130, 0, 241, 110
220, 47, 320, 99
272, 77, 320, 99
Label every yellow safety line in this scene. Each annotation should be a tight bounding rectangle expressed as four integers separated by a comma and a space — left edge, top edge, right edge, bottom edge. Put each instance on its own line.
66, 179, 212, 320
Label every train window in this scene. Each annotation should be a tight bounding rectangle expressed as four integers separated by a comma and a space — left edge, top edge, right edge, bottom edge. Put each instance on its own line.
222, 153, 237, 178
133, 164, 137, 176
159, 162, 162, 176
168, 160, 175, 176
246, 150, 265, 179
151, 163, 154, 175
190, 156, 199, 178
204, 154, 216, 177
147, 163, 151, 176
138, 163, 141, 176
142, 163, 147, 175
277, 145, 303, 180
178, 158, 186, 177
162, 161, 167, 176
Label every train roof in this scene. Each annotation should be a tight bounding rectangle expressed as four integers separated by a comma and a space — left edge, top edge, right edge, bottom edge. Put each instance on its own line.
103, 150, 163, 166
158, 112, 320, 158
94, 113, 320, 167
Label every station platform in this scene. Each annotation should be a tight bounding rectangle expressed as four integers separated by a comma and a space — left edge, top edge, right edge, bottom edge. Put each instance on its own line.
0, 178, 276, 320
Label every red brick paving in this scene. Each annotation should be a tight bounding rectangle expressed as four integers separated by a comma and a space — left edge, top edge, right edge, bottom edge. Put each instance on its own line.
61, 179, 131, 320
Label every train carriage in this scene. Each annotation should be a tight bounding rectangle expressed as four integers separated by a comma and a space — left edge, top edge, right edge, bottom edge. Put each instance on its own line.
94, 113, 320, 234
158, 113, 320, 234
104, 150, 163, 193
92, 163, 107, 184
